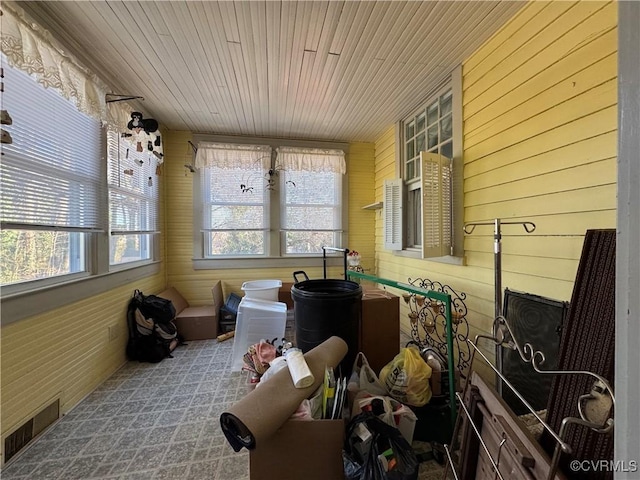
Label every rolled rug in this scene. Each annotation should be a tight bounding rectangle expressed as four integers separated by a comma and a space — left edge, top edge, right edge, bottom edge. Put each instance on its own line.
220, 336, 348, 452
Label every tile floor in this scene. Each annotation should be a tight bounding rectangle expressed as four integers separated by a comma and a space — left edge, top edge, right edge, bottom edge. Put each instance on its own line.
1, 335, 448, 479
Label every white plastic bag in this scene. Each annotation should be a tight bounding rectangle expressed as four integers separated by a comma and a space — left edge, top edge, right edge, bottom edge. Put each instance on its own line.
347, 352, 389, 397
351, 393, 418, 444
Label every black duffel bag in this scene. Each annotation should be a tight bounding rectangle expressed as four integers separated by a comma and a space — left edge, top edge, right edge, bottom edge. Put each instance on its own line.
134, 289, 176, 324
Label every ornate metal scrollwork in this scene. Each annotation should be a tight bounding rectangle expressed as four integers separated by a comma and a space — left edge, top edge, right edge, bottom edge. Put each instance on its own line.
405, 277, 471, 387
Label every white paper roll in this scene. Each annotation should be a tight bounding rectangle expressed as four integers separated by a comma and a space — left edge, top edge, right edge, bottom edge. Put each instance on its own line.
285, 348, 315, 388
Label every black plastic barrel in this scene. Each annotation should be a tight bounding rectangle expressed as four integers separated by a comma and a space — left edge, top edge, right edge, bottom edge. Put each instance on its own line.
291, 276, 362, 376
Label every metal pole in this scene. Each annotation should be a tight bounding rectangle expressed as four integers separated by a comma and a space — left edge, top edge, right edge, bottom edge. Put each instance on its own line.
494, 218, 503, 396
463, 219, 535, 396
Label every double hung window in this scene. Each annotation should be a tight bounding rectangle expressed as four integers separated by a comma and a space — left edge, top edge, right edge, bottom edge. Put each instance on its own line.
107, 131, 159, 265
198, 143, 271, 256
279, 147, 344, 255
385, 69, 463, 260
195, 141, 346, 260
0, 59, 103, 287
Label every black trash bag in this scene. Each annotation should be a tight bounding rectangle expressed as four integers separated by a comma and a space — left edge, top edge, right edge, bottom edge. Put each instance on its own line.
344, 412, 419, 480
343, 451, 364, 480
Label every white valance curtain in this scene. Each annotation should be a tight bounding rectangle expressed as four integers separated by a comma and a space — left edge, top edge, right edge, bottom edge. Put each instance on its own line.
276, 147, 346, 174
0, 3, 127, 128
195, 143, 272, 170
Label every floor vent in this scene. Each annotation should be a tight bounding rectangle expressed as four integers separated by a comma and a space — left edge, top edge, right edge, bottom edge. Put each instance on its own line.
4, 399, 60, 463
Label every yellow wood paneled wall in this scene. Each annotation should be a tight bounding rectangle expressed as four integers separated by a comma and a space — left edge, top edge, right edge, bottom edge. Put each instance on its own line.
346, 143, 376, 273
163, 132, 376, 297
374, 0, 617, 381
0, 276, 165, 458
1, 168, 168, 462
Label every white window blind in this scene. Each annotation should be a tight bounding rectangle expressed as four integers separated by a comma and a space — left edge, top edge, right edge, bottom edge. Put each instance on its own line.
282, 169, 342, 254
0, 58, 104, 232
107, 131, 159, 235
199, 144, 271, 256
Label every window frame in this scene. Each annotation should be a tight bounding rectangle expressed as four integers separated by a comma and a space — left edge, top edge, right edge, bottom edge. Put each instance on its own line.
192, 134, 349, 270
106, 129, 160, 268
201, 153, 271, 257
0, 62, 160, 325
280, 168, 344, 256
393, 66, 464, 263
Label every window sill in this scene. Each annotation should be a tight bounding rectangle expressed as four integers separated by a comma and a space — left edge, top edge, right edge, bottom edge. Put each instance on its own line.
393, 249, 466, 266
0, 261, 161, 326
193, 256, 346, 270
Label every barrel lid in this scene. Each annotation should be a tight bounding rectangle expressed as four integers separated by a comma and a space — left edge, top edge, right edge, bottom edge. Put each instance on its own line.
238, 297, 287, 312
292, 279, 362, 296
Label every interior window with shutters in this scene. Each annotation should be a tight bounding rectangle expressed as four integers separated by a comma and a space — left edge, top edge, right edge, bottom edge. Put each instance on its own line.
0, 59, 103, 286
388, 70, 463, 260
107, 130, 159, 265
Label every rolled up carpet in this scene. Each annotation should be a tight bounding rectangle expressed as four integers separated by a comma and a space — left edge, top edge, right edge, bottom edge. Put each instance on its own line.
220, 336, 348, 452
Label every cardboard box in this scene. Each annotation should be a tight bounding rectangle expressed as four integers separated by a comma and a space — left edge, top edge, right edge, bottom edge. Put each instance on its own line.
158, 284, 222, 340
173, 311, 217, 340
360, 289, 400, 374
278, 282, 294, 309
250, 419, 345, 480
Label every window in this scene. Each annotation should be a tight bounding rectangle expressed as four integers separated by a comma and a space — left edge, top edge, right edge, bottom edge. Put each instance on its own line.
0, 59, 103, 286
280, 147, 343, 254
196, 143, 271, 257
1, 7, 160, 322
107, 131, 160, 265
386, 68, 463, 260
194, 140, 346, 262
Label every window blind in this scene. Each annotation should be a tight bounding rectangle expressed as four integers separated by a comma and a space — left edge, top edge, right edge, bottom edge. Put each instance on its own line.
0, 59, 105, 232
199, 144, 269, 256
107, 131, 159, 234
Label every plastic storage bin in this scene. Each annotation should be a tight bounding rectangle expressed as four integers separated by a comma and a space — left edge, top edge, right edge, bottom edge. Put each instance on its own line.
230, 297, 287, 371
241, 279, 282, 302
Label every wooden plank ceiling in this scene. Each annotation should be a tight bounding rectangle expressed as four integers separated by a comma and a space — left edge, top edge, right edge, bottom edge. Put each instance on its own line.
20, 1, 524, 143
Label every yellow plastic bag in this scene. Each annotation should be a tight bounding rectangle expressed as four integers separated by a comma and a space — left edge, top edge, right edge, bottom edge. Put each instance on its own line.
379, 346, 432, 407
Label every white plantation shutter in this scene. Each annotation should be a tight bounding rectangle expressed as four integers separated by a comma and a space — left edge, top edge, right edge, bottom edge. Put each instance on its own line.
421, 152, 452, 258
384, 179, 403, 250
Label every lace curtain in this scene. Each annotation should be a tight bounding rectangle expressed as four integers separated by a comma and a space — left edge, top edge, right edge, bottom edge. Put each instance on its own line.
195, 143, 272, 170
276, 146, 346, 174
1, 3, 127, 128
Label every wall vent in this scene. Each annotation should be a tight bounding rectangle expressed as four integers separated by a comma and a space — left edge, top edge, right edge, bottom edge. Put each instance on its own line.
4, 399, 60, 463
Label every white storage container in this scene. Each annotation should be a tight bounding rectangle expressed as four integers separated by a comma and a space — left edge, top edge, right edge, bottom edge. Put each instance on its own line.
241, 279, 282, 302
230, 297, 287, 371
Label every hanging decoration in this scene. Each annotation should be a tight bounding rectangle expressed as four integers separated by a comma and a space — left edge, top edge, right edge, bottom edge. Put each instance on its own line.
121, 111, 164, 164
183, 141, 197, 175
